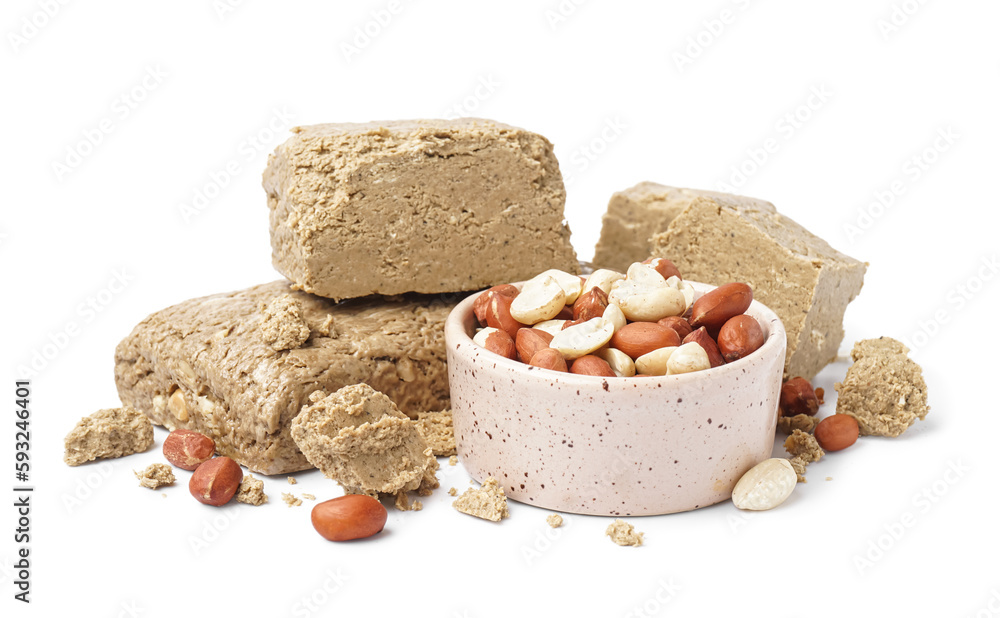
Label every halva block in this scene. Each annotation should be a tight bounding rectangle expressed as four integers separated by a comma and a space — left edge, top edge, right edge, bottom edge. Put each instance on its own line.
114, 281, 455, 475
593, 182, 728, 271
651, 191, 867, 378
264, 118, 578, 301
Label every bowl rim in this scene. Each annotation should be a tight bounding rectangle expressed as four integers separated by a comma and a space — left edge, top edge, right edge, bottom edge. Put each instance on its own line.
445, 279, 786, 387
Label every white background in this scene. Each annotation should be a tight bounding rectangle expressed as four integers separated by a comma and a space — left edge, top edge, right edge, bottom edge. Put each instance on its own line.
2, 1, 999, 616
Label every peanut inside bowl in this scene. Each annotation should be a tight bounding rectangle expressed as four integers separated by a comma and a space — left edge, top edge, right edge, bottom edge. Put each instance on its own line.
445, 280, 786, 516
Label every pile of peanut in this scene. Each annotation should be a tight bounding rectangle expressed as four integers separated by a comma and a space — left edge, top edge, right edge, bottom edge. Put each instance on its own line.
471, 258, 765, 377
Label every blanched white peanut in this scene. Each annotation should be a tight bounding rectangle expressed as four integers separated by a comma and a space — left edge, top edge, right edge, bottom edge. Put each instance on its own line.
549, 318, 615, 360
666, 342, 711, 375
509, 275, 566, 324
609, 279, 686, 322
602, 303, 627, 333
626, 262, 666, 286
664, 276, 696, 313
634, 346, 677, 376
594, 347, 636, 377
582, 269, 625, 296
536, 269, 583, 304
532, 319, 567, 337
732, 458, 796, 511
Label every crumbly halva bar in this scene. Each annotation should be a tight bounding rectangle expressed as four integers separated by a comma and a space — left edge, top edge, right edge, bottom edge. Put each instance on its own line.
263, 118, 578, 301
291, 384, 436, 497
593, 182, 730, 271
114, 281, 455, 475
835, 337, 929, 437
651, 191, 866, 378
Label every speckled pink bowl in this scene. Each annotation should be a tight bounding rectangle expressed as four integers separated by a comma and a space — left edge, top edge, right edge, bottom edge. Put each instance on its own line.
445, 281, 786, 516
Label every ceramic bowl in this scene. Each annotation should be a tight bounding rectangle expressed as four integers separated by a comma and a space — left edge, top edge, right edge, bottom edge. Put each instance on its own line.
444, 281, 786, 516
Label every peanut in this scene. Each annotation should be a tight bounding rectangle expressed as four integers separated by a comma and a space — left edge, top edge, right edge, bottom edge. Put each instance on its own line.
515, 328, 553, 364
666, 341, 711, 375
593, 347, 636, 377
779, 377, 820, 417
657, 316, 693, 340
681, 327, 725, 368
582, 269, 625, 295
814, 415, 859, 451
510, 275, 566, 324
717, 315, 765, 362
163, 429, 215, 471
311, 494, 388, 542
610, 322, 680, 360
473, 327, 517, 360
485, 293, 523, 338
689, 282, 753, 330
634, 346, 678, 376
572, 287, 609, 322
731, 458, 796, 511
549, 317, 615, 360
642, 257, 682, 280
570, 355, 616, 377
189, 457, 243, 506
473, 285, 518, 326
528, 348, 569, 372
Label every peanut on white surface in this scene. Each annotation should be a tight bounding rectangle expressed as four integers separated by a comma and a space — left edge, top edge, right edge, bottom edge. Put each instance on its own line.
731, 458, 797, 511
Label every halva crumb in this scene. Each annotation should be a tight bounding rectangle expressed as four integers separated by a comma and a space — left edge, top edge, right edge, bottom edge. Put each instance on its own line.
606, 519, 643, 547
290, 384, 437, 497
236, 475, 268, 506
448, 487, 457, 496
282, 492, 302, 507
785, 429, 825, 483
449, 456, 458, 466
287, 476, 298, 485
64, 406, 153, 466
547, 514, 564, 528
415, 409, 456, 457
302, 493, 316, 500
134, 463, 175, 489
777, 413, 821, 435
453, 477, 510, 522
835, 337, 929, 437
260, 294, 310, 351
